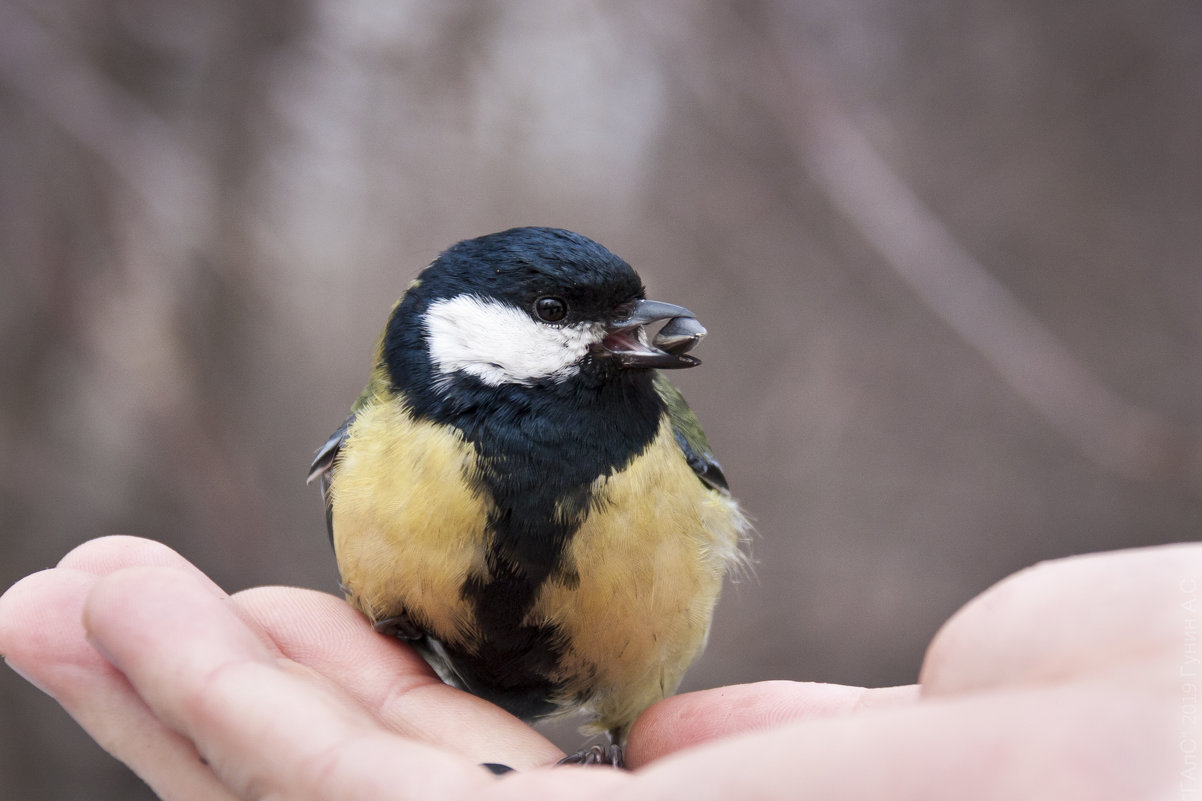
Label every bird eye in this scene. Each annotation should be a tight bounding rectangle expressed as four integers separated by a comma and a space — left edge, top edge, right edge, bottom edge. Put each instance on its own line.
534, 296, 568, 323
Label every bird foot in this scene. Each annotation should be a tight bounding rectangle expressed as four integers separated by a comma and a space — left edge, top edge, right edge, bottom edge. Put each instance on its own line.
480, 762, 514, 775
557, 744, 625, 769
372, 612, 422, 640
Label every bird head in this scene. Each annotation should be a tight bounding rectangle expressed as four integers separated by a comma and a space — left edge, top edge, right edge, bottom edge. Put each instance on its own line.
381, 228, 706, 398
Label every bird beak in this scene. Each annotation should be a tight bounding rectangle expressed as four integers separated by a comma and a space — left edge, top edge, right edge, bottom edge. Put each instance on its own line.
597, 299, 708, 369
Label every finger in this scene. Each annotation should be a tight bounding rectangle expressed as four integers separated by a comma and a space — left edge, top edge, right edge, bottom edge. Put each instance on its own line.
921, 542, 1202, 694
231, 586, 564, 768
59, 537, 297, 665
83, 566, 497, 801
625, 681, 919, 767
0, 568, 236, 801
58, 535, 226, 595
627, 679, 1172, 800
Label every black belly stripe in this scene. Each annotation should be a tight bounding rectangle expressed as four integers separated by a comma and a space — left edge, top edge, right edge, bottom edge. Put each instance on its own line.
389, 358, 665, 719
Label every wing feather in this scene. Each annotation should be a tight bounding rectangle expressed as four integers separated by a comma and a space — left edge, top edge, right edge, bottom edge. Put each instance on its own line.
307, 413, 356, 545
652, 373, 729, 494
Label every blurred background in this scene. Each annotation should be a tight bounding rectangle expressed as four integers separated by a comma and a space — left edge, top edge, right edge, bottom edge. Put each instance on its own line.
2, 0, 1200, 796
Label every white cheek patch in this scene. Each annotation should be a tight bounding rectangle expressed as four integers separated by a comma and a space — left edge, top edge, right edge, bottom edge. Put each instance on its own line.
423, 295, 603, 386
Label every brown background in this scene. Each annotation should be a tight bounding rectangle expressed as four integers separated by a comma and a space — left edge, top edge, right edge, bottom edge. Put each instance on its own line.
2, 1, 1200, 797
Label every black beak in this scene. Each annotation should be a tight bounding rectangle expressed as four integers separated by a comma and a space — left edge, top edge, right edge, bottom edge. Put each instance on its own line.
597, 299, 708, 370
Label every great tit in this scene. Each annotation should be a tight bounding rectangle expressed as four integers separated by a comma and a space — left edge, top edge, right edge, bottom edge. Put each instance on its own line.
307, 227, 748, 767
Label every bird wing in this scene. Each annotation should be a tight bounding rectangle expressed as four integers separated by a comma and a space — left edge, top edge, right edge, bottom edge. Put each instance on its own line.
307, 412, 356, 546
652, 372, 730, 494
308, 361, 391, 545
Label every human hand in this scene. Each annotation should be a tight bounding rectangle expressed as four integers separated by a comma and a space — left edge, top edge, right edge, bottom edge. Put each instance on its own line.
0, 536, 1192, 800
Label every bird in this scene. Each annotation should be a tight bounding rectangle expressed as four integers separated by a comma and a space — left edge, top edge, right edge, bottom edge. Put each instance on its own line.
307, 227, 748, 767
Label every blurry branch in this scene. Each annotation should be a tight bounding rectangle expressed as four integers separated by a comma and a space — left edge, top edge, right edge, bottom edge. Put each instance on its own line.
769, 57, 1201, 493
0, 2, 270, 544
788, 86, 1199, 490
0, 1, 214, 248
655, 3, 1201, 493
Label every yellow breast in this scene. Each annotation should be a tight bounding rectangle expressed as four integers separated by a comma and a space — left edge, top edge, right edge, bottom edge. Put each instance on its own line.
329, 398, 492, 644
329, 397, 747, 737
530, 421, 746, 735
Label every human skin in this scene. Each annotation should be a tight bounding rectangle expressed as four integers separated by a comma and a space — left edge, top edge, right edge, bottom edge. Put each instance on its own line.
0, 536, 1192, 800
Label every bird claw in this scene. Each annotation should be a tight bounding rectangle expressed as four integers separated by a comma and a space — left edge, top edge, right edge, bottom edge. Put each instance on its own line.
372, 612, 422, 640
481, 762, 514, 775
556, 744, 625, 769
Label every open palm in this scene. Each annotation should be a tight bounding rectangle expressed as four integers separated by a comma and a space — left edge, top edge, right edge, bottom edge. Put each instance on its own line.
0, 535, 1190, 800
